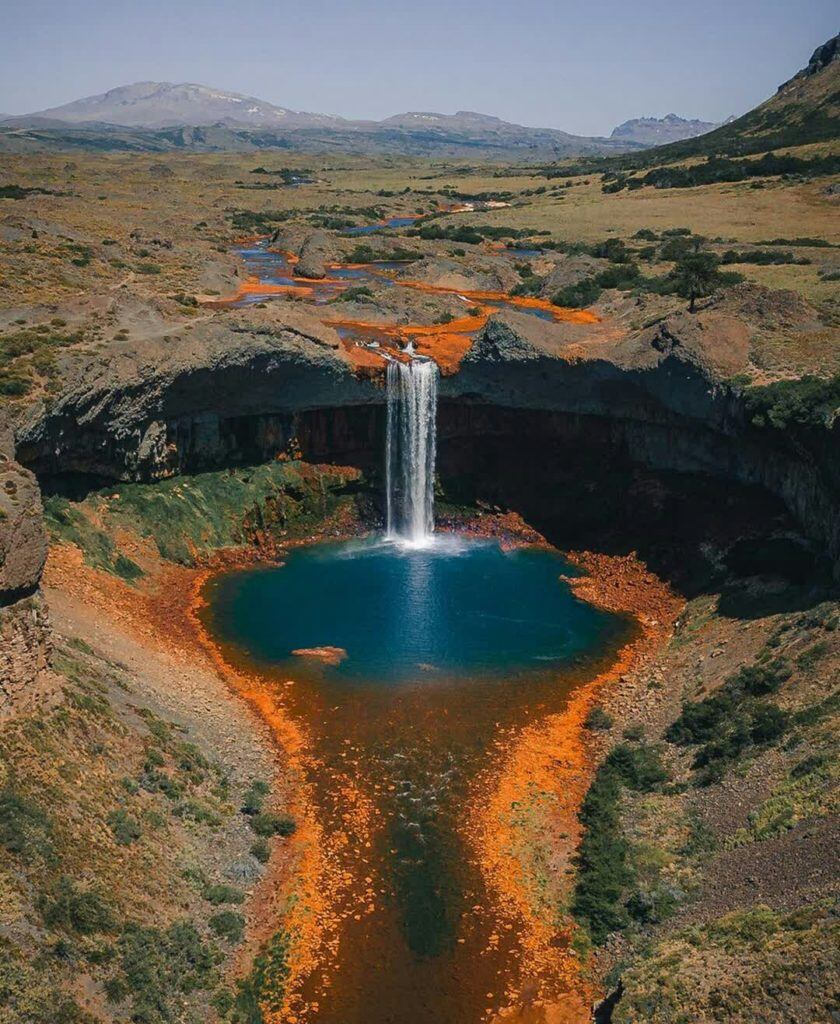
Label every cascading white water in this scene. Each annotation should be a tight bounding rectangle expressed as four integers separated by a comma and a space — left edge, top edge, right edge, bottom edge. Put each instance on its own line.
385, 357, 439, 545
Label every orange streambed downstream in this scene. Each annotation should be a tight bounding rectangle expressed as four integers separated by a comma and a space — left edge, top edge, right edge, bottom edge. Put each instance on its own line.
188, 546, 679, 1024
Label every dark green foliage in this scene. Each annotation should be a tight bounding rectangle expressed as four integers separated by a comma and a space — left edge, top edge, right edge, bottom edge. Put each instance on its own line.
604, 743, 669, 791
572, 743, 668, 943
227, 209, 292, 232
0, 184, 62, 199
250, 839, 271, 863
231, 931, 290, 1024
741, 375, 840, 433
720, 249, 810, 266
509, 274, 544, 297
241, 780, 270, 816
0, 786, 53, 857
591, 238, 631, 263
332, 285, 374, 303
552, 277, 602, 308
584, 707, 614, 731
209, 911, 245, 943
203, 884, 245, 906
40, 877, 116, 935
572, 768, 630, 943
107, 809, 142, 846
250, 812, 296, 838
666, 656, 793, 783
109, 920, 217, 1022
635, 151, 840, 190
669, 248, 724, 311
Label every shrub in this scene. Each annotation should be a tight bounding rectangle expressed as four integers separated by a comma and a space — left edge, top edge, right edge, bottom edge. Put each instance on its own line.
40, 877, 116, 935
572, 742, 669, 943
233, 931, 290, 1023
250, 812, 296, 838
333, 285, 374, 303
0, 786, 53, 857
107, 809, 142, 846
209, 911, 245, 942
584, 707, 614, 732
250, 839, 271, 863
111, 920, 216, 1019
241, 780, 270, 816
204, 884, 245, 906
552, 277, 602, 308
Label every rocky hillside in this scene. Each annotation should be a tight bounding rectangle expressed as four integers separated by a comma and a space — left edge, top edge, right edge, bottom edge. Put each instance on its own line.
624, 31, 840, 162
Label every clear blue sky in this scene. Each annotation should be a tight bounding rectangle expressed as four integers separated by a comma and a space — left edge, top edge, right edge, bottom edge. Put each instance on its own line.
1, 0, 836, 135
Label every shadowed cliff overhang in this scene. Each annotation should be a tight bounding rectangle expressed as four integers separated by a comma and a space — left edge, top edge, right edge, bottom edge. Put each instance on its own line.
13, 315, 839, 573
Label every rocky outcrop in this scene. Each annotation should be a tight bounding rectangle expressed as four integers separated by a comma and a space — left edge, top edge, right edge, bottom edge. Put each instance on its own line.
398, 255, 518, 293
0, 455, 51, 714
16, 306, 380, 480
296, 231, 335, 279
542, 255, 608, 294
13, 290, 840, 573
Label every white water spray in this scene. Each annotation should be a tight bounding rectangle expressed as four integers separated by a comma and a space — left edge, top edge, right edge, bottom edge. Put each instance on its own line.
385, 357, 439, 545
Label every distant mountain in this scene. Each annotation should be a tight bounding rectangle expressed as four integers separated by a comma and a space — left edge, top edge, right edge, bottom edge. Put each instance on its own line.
0, 85, 641, 158
8, 81, 346, 130
610, 113, 725, 146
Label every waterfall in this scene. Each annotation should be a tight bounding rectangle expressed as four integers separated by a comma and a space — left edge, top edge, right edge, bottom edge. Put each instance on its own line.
385, 357, 439, 545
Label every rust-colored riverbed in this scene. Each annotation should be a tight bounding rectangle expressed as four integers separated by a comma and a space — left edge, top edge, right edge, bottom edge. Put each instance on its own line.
199, 538, 632, 1023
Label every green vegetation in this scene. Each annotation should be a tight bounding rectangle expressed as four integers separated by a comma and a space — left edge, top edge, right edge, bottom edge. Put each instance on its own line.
741, 375, 840, 433
612, 902, 838, 1024
227, 931, 291, 1024
572, 743, 669, 943
666, 656, 792, 784
39, 877, 116, 934
44, 461, 358, 571
331, 285, 374, 303
584, 706, 614, 731
250, 812, 296, 838
106, 920, 218, 1021
210, 910, 246, 942
606, 151, 840, 192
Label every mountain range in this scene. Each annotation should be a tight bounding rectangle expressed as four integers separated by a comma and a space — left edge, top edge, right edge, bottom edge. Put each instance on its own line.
0, 32, 836, 158
0, 82, 724, 156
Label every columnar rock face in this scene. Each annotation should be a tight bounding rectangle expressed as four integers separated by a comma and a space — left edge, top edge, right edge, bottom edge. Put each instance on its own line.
0, 456, 51, 714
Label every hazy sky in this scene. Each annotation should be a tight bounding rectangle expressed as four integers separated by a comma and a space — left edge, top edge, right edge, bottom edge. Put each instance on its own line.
1, 1, 836, 135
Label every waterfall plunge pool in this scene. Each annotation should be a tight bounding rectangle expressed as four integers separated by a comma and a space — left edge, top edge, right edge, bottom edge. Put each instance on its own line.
204, 536, 622, 683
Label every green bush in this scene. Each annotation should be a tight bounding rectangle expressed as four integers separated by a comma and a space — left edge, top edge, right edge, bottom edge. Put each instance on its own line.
572, 743, 668, 943
110, 920, 217, 1020
40, 877, 116, 935
107, 809, 142, 846
250, 839, 271, 863
742, 375, 840, 433
0, 786, 53, 857
584, 706, 614, 731
250, 812, 296, 838
232, 931, 290, 1024
241, 780, 270, 816
204, 883, 245, 906
209, 911, 245, 942
552, 277, 602, 308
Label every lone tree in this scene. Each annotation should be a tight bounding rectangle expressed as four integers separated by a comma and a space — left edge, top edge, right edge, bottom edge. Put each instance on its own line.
671, 248, 722, 312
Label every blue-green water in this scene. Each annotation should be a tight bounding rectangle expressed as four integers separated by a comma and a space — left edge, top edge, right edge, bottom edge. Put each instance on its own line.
205, 536, 616, 682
